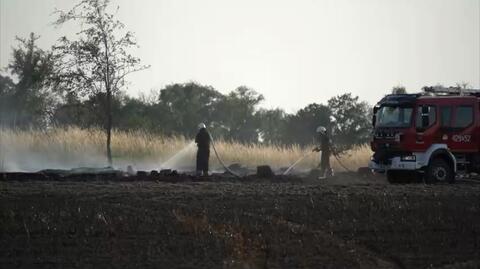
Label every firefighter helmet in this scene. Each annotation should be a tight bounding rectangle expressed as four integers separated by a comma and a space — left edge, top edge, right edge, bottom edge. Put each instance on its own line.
316, 126, 326, 134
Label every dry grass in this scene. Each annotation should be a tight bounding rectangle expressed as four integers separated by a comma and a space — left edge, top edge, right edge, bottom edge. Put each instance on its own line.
0, 127, 372, 172
213, 140, 371, 172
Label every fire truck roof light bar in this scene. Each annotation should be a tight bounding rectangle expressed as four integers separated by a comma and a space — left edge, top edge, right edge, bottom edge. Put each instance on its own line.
422, 86, 480, 96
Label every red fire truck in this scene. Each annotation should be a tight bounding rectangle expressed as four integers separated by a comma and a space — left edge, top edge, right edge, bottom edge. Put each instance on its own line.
369, 86, 480, 183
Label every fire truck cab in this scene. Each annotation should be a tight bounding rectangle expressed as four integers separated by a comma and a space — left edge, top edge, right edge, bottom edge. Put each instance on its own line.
369, 86, 480, 183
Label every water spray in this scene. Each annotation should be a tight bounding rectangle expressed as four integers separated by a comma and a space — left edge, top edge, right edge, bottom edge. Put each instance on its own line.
161, 142, 196, 171
282, 151, 315, 175
282, 148, 353, 175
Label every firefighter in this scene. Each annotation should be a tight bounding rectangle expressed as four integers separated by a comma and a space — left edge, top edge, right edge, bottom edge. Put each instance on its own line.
313, 126, 333, 178
195, 123, 211, 176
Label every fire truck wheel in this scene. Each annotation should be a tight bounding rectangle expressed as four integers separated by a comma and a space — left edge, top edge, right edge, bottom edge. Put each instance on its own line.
426, 158, 454, 184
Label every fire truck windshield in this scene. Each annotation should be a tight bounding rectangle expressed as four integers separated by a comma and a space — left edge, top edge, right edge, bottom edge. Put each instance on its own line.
375, 106, 413, 128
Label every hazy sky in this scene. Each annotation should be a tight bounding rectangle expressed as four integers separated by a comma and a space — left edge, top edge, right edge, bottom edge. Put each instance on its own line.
1, 0, 479, 111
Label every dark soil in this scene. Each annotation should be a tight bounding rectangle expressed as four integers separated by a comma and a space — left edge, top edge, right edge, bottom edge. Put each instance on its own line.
1, 174, 480, 268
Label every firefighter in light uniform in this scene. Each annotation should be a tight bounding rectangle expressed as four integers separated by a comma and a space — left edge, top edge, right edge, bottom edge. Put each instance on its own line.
195, 123, 211, 176
313, 126, 334, 178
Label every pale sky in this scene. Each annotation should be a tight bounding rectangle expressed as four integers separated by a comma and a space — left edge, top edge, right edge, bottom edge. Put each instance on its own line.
1, 0, 479, 112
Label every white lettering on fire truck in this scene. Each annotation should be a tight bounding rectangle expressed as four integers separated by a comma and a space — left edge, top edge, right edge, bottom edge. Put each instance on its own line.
452, 134, 471, 143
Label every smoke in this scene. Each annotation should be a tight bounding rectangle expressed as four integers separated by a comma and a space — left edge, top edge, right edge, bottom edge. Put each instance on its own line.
0, 130, 196, 172
0, 134, 108, 172
0, 127, 324, 175
115, 143, 197, 173
0, 134, 307, 175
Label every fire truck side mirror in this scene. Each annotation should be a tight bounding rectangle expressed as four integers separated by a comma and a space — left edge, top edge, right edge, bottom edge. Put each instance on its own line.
421, 115, 429, 128
419, 105, 430, 129
421, 105, 429, 115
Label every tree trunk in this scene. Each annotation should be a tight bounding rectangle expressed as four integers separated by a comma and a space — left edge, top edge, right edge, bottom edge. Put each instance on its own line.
106, 90, 113, 166
102, 23, 113, 167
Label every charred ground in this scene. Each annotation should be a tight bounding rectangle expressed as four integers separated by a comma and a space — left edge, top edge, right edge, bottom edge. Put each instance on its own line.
1, 173, 480, 268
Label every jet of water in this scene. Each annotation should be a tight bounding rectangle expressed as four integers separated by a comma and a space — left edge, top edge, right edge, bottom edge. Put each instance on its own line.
161, 142, 196, 171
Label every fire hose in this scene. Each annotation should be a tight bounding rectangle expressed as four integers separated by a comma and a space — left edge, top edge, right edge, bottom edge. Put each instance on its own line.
209, 133, 241, 178
208, 130, 352, 177
282, 148, 353, 175
332, 152, 353, 173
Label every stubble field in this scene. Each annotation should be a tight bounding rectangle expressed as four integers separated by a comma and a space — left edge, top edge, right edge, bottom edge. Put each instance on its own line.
1, 174, 480, 269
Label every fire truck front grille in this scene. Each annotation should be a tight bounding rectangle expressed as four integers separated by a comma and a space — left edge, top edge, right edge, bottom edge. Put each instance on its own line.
372, 149, 407, 165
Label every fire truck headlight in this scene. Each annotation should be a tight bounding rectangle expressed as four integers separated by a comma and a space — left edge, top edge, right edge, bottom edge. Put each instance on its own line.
401, 155, 416, 162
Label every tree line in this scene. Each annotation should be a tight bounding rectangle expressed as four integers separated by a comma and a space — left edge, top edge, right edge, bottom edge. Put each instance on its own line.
0, 43, 372, 147
0, 0, 372, 164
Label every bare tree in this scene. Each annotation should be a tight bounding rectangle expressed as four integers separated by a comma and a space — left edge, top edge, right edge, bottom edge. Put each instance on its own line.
52, 0, 149, 165
456, 82, 470, 89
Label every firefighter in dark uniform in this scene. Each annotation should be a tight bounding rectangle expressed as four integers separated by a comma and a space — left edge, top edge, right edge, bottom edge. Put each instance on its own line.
313, 126, 334, 178
195, 123, 211, 176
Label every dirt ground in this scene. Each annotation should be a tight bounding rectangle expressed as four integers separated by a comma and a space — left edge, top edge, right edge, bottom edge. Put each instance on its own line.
1, 173, 480, 268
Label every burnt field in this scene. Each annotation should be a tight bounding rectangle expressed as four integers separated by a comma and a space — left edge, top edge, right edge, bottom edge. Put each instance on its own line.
1, 174, 480, 268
